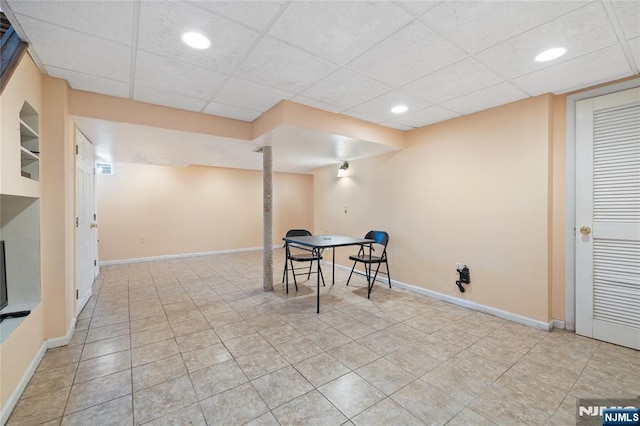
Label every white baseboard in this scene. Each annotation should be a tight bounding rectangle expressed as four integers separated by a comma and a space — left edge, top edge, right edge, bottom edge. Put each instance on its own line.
552, 319, 566, 330
100, 245, 282, 266
330, 262, 552, 331
0, 341, 47, 425
47, 316, 77, 349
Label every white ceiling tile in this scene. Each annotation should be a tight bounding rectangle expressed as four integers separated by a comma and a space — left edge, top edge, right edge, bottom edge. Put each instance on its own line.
395, 1, 442, 17
215, 77, 294, 112
401, 58, 503, 104
188, 1, 285, 31
420, 0, 589, 54
46, 66, 130, 99
390, 105, 460, 128
268, 1, 413, 64
514, 45, 633, 95
133, 86, 208, 112
347, 21, 467, 87
380, 121, 415, 131
475, 3, 619, 79
137, 1, 259, 74
442, 83, 528, 115
16, 16, 131, 81
630, 37, 640, 69
135, 51, 226, 100
611, 1, 640, 40
301, 68, 392, 110
290, 96, 345, 114
203, 102, 262, 122
348, 90, 432, 123
7, 0, 134, 45
235, 37, 337, 93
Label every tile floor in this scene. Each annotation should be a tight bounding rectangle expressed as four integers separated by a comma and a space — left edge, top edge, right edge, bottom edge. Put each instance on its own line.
7, 250, 640, 425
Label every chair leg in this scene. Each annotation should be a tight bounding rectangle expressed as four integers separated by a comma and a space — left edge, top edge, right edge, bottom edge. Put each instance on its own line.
282, 259, 287, 284
285, 260, 289, 294
346, 261, 357, 286
318, 259, 325, 286
307, 262, 313, 279
385, 261, 391, 288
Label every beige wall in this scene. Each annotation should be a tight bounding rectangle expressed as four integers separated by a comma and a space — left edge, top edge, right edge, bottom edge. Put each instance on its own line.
96, 163, 313, 261
315, 95, 554, 322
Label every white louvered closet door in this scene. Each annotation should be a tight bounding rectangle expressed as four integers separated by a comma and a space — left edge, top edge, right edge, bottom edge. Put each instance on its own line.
575, 87, 640, 350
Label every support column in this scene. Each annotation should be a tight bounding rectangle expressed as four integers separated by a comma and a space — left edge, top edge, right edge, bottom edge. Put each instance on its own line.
263, 145, 273, 291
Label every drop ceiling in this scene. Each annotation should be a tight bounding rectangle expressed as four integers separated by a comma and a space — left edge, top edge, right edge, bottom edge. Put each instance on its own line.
2, 0, 639, 172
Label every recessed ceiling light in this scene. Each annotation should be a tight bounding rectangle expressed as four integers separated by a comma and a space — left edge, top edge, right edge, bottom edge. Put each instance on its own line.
181, 32, 210, 49
391, 105, 408, 114
535, 47, 567, 62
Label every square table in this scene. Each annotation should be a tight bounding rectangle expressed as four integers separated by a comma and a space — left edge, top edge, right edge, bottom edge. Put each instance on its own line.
282, 235, 374, 313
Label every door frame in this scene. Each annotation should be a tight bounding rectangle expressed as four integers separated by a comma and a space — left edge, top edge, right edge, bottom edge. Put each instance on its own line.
565, 78, 640, 331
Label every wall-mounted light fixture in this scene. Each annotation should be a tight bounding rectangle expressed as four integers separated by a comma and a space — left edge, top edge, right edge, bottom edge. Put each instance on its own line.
337, 161, 349, 177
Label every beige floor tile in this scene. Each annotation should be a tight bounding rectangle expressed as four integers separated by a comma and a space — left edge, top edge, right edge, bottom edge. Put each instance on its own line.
355, 358, 414, 395
305, 328, 352, 350
175, 328, 221, 353
133, 375, 197, 424
169, 316, 211, 337
132, 353, 188, 391
181, 342, 232, 373
131, 324, 175, 348
351, 397, 422, 426
90, 312, 130, 329
383, 344, 442, 377
129, 315, 169, 334
214, 320, 256, 340
66, 370, 131, 414
68, 329, 88, 347
466, 336, 527, 367
7, 386, 70, 426
446, 407, 496, 426
189, 359, 248, 400
258, 324, 304, 346
236, 346, 290, 380
251, 366, 315, 409
224, 332, 272, 357
273, 390, 348, 426
22, 363, 77, 399
130, 306, 165, 322
294, 352, 351, 387
334, 318, 377, 340
81, 334, 131, 361
328, 341, 380, 370
390, 379, 464, 425
75, 350, 131, 383
274, 336, 325, 364
143, 403, 206, 426
37, 346, 83, 371
468, 390, 550, 426
489, 371, 568, 416
85, 322, 131, 344
199, 382, 269, 425
245, 412, 280, 426
131, 339, 180, 367
318, 372, 385, 418
60, 395, 132, 426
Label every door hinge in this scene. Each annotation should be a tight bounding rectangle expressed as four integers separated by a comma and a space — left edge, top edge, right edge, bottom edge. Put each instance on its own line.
76, 289, 79, 300
75, 217, 78, 227
94, 259, 97, 266
93, 213, 97, 221
76, 145, 78, 155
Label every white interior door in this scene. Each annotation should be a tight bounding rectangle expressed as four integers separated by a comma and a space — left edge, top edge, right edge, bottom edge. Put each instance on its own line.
76, 130, 97, 313
575, 87, 640, 350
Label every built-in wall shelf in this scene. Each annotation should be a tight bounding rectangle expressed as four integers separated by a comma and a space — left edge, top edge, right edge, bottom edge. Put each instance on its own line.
19, 103, 39, 181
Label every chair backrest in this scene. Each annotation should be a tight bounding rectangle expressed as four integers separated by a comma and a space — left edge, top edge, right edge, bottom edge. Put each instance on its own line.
286, 229, 312, 238
364, 230, 389, 248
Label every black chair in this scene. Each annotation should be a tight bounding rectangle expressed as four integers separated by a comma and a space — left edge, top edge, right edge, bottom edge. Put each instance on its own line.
282, 229, 325, 293
346, 230, 391, 298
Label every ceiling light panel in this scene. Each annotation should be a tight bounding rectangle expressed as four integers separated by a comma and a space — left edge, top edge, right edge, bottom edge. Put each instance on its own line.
347, 21, 467, 87
181, 32, 210, 49
348, 90, 430, 123
267, 1, 413, 64
475, 3, 618, 79
137, 1, 259, 74
534, 47, 566, 62
390, 105, 460, 128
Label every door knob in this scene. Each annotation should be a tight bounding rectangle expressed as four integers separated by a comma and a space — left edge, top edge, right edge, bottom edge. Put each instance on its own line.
579, 225, 591, 235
